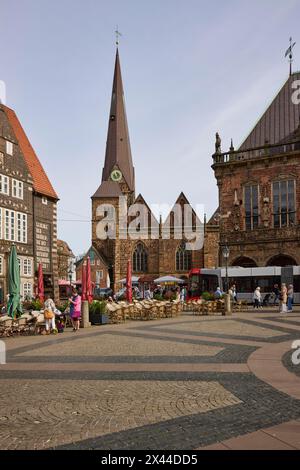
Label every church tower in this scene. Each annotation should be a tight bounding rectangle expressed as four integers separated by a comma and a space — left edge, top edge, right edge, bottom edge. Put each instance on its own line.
91, 48, 135, 288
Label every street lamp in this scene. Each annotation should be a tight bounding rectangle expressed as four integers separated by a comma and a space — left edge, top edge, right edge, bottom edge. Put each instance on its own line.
68, 264, 73, 295
222, 246, 230, 293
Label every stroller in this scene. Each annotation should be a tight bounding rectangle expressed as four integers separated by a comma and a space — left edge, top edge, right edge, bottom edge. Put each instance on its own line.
262, 293, 274, 306
54, 308, 65, 333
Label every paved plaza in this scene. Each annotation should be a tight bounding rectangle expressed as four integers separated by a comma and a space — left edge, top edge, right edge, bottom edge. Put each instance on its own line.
1, 310, 300, 450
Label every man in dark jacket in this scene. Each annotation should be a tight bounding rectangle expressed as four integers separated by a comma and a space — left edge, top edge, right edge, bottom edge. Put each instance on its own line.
273, 284, 280, 305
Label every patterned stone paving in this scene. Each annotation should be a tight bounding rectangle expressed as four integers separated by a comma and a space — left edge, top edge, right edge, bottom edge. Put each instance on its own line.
1, 310, 300, 450
17, 333, 223, 358
282, 350, 300, 378
0, 379, 240, 450
153, 319, 284, 338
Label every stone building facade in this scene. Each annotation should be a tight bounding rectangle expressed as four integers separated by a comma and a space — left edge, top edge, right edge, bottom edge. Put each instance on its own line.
203, 210, 220, 269
91, 49, 204, 290
57, 239, 74, 281
0, 104, 59, 302
212, 72, 300, 268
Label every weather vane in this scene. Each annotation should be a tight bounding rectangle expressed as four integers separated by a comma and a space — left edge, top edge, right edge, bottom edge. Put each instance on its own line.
285, 37, 296, 76
115, 26, 122, 47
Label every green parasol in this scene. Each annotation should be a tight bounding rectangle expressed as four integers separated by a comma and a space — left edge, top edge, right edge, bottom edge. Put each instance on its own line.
7, 244, 22, 318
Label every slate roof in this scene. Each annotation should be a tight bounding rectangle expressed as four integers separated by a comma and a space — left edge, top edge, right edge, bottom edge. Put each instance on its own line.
91, 180, 123, 198
240, 71, 300, 149
100, 49, 135, 193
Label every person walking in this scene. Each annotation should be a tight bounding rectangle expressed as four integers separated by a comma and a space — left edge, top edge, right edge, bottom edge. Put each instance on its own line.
280, 283, 288, 313
273, 284, 280, 305
69, 289, 82, 331
144, 288, 151, 300
232, 284, 238, 303
287, 284, 294, 312
229, 285, 237, 304
44, 295, 57, 335
180, 286, 186, 303
214, 286, 223, 299
253, 287, 262, 309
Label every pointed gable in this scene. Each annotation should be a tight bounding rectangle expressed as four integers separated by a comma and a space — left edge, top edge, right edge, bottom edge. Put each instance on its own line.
2, 104, 58, 199
240, 72, 300, 150
133, 193, 159, 224
76, 246, 108, 269
163, 192, 202, 233
130, 193, 159, 237
207, 208, 220, 226
100, 49, 135, 192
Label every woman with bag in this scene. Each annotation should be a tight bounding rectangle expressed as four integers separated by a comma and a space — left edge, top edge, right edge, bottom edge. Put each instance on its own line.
69, 288, 82, 332
44, 295, 57, 335
280, 283, 288, 313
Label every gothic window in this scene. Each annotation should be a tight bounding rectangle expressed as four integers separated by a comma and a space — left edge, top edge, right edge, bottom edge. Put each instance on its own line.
273, 180, 296, 228
133, 243, 148, 273
244, 185, 259, 230
176, 242, 192, 271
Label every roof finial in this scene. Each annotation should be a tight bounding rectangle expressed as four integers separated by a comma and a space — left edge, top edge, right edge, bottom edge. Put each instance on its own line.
285, 37, 296, 77
229, 138, 234, 152
115, 26, 122, 47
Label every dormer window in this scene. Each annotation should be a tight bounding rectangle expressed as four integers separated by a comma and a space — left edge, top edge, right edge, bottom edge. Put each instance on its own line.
6, 140, 13, 156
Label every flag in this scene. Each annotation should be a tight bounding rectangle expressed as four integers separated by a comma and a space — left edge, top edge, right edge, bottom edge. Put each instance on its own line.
285, 41, 296, 57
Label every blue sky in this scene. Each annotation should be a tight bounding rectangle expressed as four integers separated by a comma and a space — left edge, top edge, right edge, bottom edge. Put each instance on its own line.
1, 0, 299, 254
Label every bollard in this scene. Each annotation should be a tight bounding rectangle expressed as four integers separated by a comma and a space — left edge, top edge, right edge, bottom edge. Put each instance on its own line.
224, 294, 232, 316
81, 300, 91, 328
0, 340, 6, 364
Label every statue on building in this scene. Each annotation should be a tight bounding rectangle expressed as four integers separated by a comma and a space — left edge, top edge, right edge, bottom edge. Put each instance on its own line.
262, 197, 270, 228
215, 132, 222, 155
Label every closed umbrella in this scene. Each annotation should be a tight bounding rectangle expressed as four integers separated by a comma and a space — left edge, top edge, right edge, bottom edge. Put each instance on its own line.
106, 272, 111, 289
86, 256, 93, 303
7, 245, 22, 318
37, 263, 44, 303
126, 259, 132, 303
81, 262, 87, 301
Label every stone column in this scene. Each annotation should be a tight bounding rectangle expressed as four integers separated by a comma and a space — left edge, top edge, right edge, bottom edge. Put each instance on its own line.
223, 294, 232, 316
81, 300, 91, 328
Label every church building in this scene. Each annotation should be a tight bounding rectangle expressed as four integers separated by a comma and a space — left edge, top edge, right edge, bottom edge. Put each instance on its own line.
91, 49, 206, 290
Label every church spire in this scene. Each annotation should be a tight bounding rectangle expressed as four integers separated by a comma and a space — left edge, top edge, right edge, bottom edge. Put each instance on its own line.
101, 49, 135, 193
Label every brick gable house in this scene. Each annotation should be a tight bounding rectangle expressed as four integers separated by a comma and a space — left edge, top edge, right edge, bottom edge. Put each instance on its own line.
75, 246, 109, 289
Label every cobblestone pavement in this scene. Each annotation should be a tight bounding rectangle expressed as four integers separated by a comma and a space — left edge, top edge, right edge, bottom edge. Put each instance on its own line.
1, 309, 300, 450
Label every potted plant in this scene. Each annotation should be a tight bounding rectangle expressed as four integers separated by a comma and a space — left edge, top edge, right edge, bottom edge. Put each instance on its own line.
201, 291, 214, 301
89, 300, 108, 325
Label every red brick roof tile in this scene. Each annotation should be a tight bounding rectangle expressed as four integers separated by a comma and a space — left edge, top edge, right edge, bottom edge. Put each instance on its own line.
3, 105, 58, 199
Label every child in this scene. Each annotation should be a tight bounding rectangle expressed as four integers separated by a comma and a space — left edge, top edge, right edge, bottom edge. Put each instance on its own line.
56, 317, 65, 333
